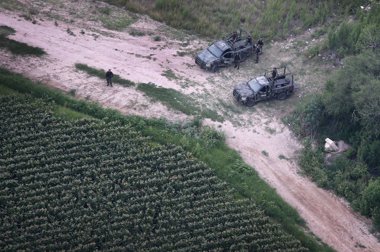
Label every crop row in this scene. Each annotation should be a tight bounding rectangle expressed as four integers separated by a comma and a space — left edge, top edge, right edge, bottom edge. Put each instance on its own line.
0, 96, 307, 251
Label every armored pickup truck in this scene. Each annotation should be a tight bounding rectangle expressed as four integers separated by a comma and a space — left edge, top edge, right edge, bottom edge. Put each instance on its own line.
195, 30, 255, 72
233, 67, 294, 106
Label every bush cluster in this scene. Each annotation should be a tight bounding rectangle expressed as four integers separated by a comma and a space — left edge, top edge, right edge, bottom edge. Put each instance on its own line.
291, 2, 380, 229
103, 0, 361, 40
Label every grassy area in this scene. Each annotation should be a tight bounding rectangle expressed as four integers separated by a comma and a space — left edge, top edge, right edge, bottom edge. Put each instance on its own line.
0, 68, 332, 251
99, 12, 135, 31
0, 0, 25, 11
103, 0, 362, 40
288, 48, 380, 231
0, 25, 46, 56
0, 83, 19, 96
161, 69, 179, 80
75, 63, 223, 122
52, 106, 95, 121
1, 95, 311, 251
94, 2, 136, 30
137, 83, 223, 122
0, 25, 16, 37
75, 63, 134, 87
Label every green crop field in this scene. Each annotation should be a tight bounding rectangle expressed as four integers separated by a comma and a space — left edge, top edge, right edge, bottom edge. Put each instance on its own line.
0, 95, 308, 251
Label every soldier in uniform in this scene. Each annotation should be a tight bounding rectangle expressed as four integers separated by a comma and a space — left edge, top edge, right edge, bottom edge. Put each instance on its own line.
255, 46, 261, 63
257, 38, 264, 53
234, 52, 241, 70
106, 69, 114, 87
272, 67, 278, 80
246, 35, 253, 46
230, 31, 238, 44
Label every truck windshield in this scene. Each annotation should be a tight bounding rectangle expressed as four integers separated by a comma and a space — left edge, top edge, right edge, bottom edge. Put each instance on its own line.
208, 44, 223, 58
247, 79, 262, 93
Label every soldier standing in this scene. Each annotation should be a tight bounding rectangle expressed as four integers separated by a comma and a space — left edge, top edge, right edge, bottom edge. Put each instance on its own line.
272, 67, 278, 80
234, 52, 241, 70
257, 39, 264, 53
106, 69, 114, 87
246, 35, 253, 46
255, 46, 260, 63
231, 31, 238, 44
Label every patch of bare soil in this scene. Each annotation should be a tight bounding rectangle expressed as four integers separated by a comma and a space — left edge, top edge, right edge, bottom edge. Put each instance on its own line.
1, 1, 379, 251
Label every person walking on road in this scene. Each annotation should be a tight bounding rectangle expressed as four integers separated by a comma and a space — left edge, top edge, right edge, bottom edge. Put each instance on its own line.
106, 69, 114, 87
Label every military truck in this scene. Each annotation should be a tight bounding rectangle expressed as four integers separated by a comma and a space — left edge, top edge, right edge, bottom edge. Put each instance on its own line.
233, 67, 294, 106
195, 29, 255, 72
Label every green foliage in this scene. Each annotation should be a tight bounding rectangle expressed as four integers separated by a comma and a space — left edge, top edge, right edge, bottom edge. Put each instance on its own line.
128, 28, 145, 36
327, 3, 380, 56
161, 69, 178, 80
306, 44, 322, 59
357, 137, 380, 175
102, 0, 358, 40
137, 82, 223, 122
358, 178, 380, 228
297, 141, 372, 219
0, 0, 26, 11
153, 35, 161, 41
356, 23, 380, 51
0, 25, 45, 56
292, 42, 380, 230
75, 63, 135, 87
328, 157, 370, 204
0, 83, 18, 96
286, 95, 325, 137
322, 51, 380, 137
0, 68, 332, 252
53, 106, 94, 121
327, 22, 361, 56
98, 6, 111, 15
298, 141, 328, 188
0, 95, 311, 251
0, 25, 15, 37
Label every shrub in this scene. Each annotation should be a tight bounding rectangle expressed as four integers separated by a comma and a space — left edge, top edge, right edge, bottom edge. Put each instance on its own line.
287, 95, 325, 137
298, 141, 328, 188
358, 178, 380, 228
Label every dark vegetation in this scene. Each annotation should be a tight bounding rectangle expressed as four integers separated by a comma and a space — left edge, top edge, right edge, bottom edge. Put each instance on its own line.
0, 25, 45, 56
137, 83, 223, 122
288, 2, 380, 231
1, 0, 377, 247
0, 95, 311, 251
0, 68, 331, 251
103, 0, 366, 40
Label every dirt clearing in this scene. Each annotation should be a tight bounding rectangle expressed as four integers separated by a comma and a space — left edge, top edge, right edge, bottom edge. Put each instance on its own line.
1, 1, 379, 251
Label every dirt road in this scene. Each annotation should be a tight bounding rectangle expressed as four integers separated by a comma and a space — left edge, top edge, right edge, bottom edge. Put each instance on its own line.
1, 1, 379, 251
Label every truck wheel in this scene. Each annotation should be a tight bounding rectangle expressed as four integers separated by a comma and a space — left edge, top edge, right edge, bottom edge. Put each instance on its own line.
211, 64, 218, 73
277, 92, 287, 100
245, 97, 256, 107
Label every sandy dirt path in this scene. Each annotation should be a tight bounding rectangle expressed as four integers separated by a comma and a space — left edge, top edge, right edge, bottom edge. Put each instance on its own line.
1, 1, 380, 251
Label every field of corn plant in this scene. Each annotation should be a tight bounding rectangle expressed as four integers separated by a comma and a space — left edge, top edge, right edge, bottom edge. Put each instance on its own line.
0, 95, 308, 251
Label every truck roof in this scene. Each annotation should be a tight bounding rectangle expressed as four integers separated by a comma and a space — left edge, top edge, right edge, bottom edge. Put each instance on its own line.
214, 40, 231, 51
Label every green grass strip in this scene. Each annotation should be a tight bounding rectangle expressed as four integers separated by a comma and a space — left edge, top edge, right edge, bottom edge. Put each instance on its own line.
0, 25, 16, 37
75, 63, 222, 122
0, 68, 332, 252
75, 63, 134, 87
137, 82, 223, 122
0, 36, 45, 56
